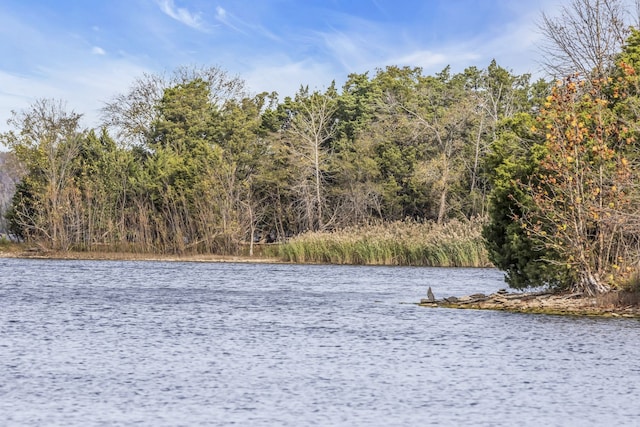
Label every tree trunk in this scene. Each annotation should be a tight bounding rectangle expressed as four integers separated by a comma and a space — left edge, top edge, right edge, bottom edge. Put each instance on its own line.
437, 154, 449, 224
314, 141, 323, 230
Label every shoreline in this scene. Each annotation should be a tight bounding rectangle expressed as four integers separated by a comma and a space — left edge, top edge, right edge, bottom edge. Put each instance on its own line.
0, 246, 284, 264
419, 289, 640, 318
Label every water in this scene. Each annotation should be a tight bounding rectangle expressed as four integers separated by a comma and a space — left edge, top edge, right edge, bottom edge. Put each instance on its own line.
1, 258, 639, 426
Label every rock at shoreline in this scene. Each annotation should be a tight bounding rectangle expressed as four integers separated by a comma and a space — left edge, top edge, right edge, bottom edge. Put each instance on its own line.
426, 286, 435, 302
419, 290, 640, 318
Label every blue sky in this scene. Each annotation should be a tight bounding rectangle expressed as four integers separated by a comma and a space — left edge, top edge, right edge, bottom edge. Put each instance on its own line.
1, 0, 573, 130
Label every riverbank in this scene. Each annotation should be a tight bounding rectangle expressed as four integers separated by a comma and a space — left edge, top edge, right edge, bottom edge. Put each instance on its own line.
0, 244, 282, 264
419, 289, 640, 318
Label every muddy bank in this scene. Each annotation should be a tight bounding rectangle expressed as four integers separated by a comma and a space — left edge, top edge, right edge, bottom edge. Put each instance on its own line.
419, 289, 640, 318
0, 246, 282, 264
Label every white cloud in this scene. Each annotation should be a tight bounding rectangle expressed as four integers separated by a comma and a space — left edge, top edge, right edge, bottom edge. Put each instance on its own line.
313, 3, 556, 81
391, 50, 466, 70
214, 6, 245, 34
0, 59, 150, 133
313, 17, 474, 76
91, 46, 106, 56
319, 29, 370, 71
320, 33, 475, 76
243, 56, 338, 99
157, 0, 205, 31
0, 71, 64, 132
213, 6, 279, 40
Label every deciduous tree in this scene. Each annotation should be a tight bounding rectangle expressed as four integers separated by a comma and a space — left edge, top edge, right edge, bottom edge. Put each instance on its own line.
2, 99, 84, 249
284, 86, 338, 231
538, 0, 635, 79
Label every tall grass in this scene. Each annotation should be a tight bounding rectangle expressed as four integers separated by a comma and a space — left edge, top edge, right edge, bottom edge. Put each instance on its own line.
266, 218, 491, 267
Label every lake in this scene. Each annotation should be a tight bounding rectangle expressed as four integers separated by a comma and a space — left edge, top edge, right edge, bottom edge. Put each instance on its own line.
1, 258, 639, 426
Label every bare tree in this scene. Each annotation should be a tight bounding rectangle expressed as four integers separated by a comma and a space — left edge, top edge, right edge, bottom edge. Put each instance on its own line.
101, 72, 165, 146
101, 65, 247, 146
286, 91, 338, 231
3, 99, 83, 248
538, 0, 636, 79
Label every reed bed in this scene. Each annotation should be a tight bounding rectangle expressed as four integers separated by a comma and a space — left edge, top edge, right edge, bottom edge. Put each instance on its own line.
267, 218, 491, 267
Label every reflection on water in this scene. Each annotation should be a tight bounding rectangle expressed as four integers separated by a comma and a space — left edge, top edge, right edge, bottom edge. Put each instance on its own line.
1, 259, 639, 426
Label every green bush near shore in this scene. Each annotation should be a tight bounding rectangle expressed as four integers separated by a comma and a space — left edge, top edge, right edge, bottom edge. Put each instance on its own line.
265, 219, 491, 267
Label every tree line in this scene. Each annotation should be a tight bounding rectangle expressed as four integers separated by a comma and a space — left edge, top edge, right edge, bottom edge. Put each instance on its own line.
4, 0, 640, 296
1, 62, 543, 254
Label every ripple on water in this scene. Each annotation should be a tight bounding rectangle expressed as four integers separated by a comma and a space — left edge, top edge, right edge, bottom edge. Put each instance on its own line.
1, 259, 639, 426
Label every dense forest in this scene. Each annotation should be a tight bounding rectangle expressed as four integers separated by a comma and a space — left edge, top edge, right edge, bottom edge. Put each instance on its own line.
2, 62, 541, 249
3, 0, 640, 295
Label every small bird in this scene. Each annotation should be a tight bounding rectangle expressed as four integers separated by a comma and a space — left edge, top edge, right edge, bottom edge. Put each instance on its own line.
427, 286, 435, 302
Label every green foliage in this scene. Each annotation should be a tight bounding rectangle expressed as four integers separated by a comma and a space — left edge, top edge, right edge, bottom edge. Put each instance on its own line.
484, 40, 640, 294
483, 113, 569, 289
2, 61, 556, 268
5, 5, 640, 298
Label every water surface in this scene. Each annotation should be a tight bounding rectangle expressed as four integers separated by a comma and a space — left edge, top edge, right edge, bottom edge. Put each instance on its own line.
1, 259, 639, 426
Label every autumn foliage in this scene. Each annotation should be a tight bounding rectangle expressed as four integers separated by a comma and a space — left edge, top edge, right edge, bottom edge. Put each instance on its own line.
515, 75, 638, 294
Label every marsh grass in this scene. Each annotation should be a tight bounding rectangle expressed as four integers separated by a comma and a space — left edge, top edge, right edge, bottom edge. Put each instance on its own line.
266, 218, 491, 267
0, 238, 24, 253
